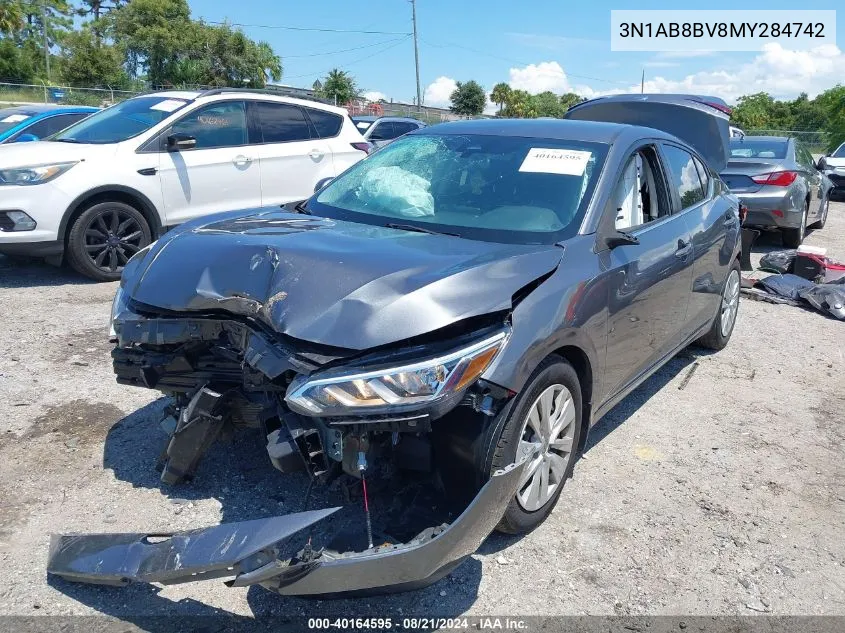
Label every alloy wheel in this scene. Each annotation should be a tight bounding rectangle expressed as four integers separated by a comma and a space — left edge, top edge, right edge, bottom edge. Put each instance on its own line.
82, 208, 145, 274
516, 384, 576, 512
720, 269, 740, 337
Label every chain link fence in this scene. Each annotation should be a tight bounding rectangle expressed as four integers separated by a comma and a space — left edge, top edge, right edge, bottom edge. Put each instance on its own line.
0, 81, 140, 107
744, 129, 830, 154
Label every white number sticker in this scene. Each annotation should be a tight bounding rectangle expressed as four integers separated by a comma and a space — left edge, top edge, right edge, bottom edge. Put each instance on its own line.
519, 148, 592, 176
1, 114, 31, 123
150, 99, 187, 113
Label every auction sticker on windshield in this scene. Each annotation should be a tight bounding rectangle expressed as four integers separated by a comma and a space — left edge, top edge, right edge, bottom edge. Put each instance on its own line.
519, 148, 592, 176
150, 99, 187, 112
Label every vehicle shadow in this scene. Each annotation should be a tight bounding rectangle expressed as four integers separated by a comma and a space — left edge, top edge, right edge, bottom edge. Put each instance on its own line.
0, 254, 94, 289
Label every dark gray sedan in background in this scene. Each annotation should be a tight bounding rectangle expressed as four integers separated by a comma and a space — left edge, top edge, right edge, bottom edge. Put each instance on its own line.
49, 95, 742, 597
721, 135, 832, 247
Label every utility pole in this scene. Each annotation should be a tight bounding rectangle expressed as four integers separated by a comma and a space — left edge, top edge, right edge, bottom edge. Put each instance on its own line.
410, 0, 421, 110
40, 2, 51, 82
641, 69, 644, 94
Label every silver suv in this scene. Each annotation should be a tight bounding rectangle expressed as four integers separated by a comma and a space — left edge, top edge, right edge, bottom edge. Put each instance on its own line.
351, 116, 426, 148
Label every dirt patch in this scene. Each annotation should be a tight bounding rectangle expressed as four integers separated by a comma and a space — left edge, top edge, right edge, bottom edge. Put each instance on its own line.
49, 327, 114, 364
21, 400, 125, 444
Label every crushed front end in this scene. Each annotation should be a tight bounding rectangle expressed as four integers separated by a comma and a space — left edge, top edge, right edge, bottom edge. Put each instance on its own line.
48, 294, 522, 596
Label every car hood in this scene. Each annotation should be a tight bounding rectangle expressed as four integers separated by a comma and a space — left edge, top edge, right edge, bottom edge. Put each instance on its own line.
565, 94, 731, 172
0, 139, 114, 167
825, 156, 845, 169
124, 209, 563, 350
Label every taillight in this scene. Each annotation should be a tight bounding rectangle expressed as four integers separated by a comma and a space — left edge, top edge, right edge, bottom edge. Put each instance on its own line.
751, 171, 798, 187
351, 142, 373, 155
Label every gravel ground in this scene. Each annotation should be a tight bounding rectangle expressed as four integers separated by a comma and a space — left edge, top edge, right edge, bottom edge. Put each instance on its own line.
0, 203, 843, 621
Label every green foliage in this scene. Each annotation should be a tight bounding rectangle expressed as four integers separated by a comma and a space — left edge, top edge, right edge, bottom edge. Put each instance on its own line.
559, 92, 585, 111
533, 91, 565, 118
490, 82, 511, 113
0, 38, 35, 81
319, 69, 358, 105
496, 88, 585, 119
59, 27, 128, 88
0, 1, 25, 36
449, 80, 486, 116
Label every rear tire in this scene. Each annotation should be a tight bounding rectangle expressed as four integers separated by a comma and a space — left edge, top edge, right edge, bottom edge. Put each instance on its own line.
696, 261, 741, 351
66, 201, 151, 282
810, 196, 829, 230
481, 356, 583, 535
781, 204, 807, 248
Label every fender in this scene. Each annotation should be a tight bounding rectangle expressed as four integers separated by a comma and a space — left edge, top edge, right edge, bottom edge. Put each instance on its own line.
58, 185, 164, 243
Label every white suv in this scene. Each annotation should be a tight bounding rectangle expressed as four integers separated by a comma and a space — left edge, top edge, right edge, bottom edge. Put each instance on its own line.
0, 89, 371, 280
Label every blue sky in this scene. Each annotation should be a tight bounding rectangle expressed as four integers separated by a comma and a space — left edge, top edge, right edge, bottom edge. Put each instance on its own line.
188, 0, 843, 107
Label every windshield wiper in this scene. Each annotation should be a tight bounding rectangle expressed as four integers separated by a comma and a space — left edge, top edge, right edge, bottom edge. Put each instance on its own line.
292, 201, 312, 215
52, 138, 80, 143
385, 223, 458, 237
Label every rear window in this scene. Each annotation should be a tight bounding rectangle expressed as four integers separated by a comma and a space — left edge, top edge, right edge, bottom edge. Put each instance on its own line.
307, 108, 343, 138
253, 102, 311, 143
729, 139, 788, 159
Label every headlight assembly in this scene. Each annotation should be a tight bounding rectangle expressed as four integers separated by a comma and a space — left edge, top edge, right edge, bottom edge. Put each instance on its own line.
108, 287, 129, 338
0, 161, 77, 186
285, 330, 509, 416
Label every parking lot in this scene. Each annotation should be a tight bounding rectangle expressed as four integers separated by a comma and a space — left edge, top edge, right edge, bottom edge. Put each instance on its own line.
0, 203, 843, 620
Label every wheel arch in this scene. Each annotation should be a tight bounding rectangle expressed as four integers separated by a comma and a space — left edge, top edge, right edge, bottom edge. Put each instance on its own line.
548, 344, 593, 456
59, 186, 163, 251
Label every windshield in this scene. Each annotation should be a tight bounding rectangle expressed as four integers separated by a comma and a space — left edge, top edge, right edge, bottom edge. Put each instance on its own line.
729, 138, 788, 159
832, 143, 845, 159
310, 133, 606, 245
0, 110, 34, 135
53, 96, 190, 144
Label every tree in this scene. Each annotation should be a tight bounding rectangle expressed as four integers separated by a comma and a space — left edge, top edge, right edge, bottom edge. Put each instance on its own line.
490, 82, 511, 114
320, 69, 358, 105
0, 1, 24, 36
560, 92, 585, 111
534, 91, 565, 118
502, 89, 537, 118
59, 26, 127, 87
450, 80, 486, 116
0, 38, 34, 82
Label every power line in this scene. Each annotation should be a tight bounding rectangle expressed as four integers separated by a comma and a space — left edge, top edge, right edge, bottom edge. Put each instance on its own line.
420, 39, 629, 86
282, 38, 408, 59
198, 18, 411, 36
284, 35, 412, 80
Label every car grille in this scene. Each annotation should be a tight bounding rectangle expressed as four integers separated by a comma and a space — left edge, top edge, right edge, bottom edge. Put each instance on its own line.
0, 211, 16, 232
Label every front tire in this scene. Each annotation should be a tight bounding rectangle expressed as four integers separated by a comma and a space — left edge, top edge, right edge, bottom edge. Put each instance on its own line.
810, 196, 829, 230
66, 201, 151, 282
482, 356, 583, 535
696, 261, 741, 351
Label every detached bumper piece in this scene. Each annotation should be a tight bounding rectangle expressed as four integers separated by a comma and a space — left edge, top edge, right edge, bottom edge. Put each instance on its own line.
47, 460, 525, 596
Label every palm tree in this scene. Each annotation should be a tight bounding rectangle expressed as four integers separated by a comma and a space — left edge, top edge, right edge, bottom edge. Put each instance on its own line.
0, 1, 24, 35
321, 69, 358, 106
491, 82, 512, 115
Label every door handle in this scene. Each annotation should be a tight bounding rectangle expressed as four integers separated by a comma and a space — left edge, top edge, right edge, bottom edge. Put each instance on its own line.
233, 155, 253, 166
308, 149, 324, 160
675, 238, 693, 258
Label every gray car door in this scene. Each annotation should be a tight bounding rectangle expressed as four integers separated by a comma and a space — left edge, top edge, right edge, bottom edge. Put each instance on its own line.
796, 142, 823, 221
660, 144, 738, 337
600, 143, 694, 401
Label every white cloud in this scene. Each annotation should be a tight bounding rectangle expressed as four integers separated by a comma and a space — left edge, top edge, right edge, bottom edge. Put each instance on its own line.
423, 76, 457, 108
362, 91, 387, 102
638, 43, 843, 102
508, 61, 570, 94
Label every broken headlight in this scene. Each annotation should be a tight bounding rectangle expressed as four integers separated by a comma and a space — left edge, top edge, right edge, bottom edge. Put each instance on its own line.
108, 286, 129, 338
285, 330, 508, 416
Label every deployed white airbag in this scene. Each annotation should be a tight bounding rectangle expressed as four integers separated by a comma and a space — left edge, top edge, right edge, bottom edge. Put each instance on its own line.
359, 166, 434, 217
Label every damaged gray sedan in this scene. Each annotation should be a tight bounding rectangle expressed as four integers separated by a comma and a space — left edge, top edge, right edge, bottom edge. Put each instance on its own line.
48, 95, 742, 597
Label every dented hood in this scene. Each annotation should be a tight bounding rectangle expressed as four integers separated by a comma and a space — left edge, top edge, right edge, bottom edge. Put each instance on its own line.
124, 209, 562, 350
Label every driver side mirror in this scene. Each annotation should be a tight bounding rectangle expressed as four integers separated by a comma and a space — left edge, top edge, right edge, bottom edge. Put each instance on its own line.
605, 230, 640, 249
166, 133, 196, 151
14, 133, 39, 143
314, 176, 333, 193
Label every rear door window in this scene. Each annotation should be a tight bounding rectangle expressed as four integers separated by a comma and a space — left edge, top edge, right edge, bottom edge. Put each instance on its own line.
368, 121, 395, 141
662, 145, 705, 210
253, 102, 312, 143
306, 108, 343, 138
171, 101, 248, 149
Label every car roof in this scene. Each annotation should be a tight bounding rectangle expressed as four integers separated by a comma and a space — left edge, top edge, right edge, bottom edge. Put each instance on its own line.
416, 117, 666, 144
133, 90, 350, 116
353, 116, 423, 124
0, 104, 97, 116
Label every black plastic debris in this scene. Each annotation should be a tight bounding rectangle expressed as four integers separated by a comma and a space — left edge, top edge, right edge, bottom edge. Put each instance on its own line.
758, 250, 796, 274
799, 284, 845, 320
755, 274, 814, 301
